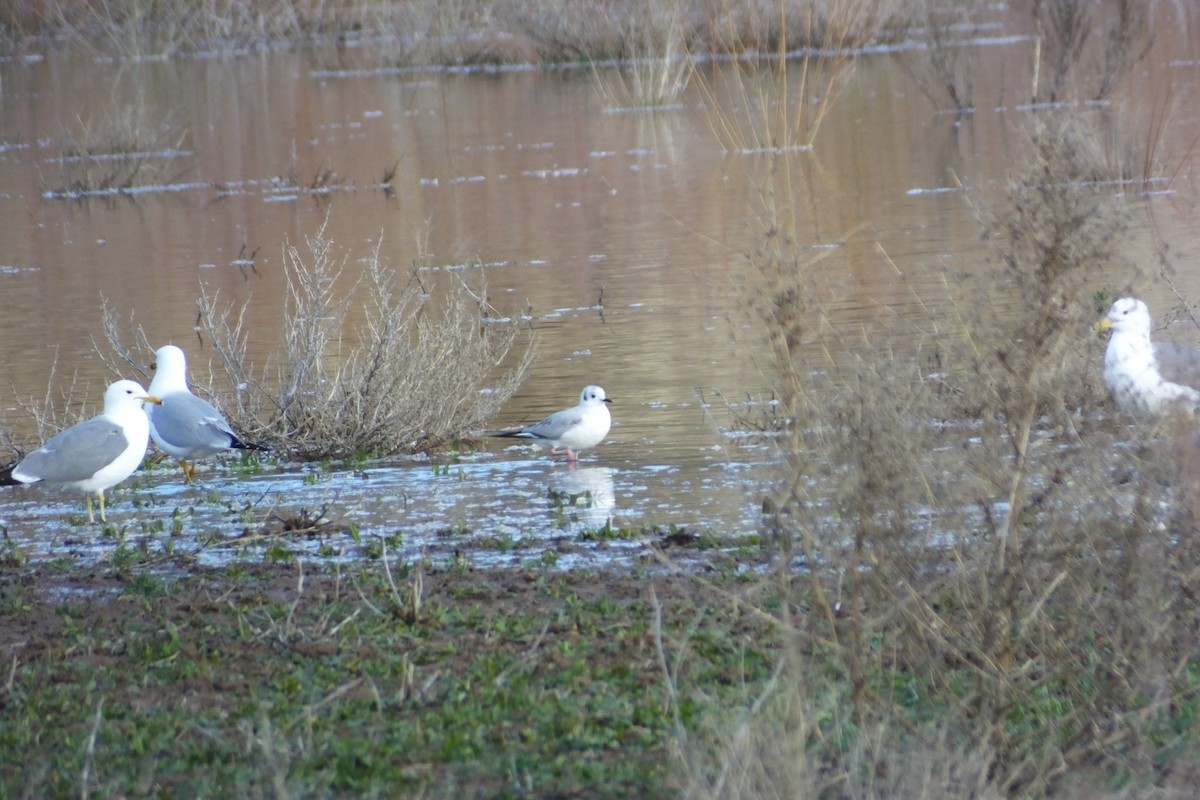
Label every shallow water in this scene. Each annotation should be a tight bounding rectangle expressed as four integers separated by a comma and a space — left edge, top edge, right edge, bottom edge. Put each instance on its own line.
4, 450, 771, 570
1, 8, 1200, 565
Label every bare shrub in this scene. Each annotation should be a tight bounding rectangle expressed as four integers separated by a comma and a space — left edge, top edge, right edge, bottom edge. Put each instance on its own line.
891, 117, 1172, 795
906, 0, 977, 113
102, 225, 534, 461
378, 0, 540, 69
1029, 0, 1151, 105
677, 115, 1200, 797
905, 0, 1150, 115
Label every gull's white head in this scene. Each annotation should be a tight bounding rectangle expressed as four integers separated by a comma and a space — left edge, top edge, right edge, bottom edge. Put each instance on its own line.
580, 385, 612, 406
149, 344, 190, 394
104, 379, 160, 413
1102, 297, 1152, 337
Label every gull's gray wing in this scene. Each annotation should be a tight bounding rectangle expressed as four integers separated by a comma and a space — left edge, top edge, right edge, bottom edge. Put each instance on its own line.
150, 392, 238, 450
528, 406, 586, 438
496, 407, 584, 441
13, 418, 131, 484
1154, 340, 1200, 390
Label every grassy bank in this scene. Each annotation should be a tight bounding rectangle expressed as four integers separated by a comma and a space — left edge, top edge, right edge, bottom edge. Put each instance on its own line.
3, 523, 1197, 798
0, 555, 775, 798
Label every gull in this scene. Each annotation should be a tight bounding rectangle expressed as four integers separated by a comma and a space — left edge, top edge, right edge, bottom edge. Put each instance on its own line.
0, 380, 161, 523
1097, 297, 1200, 417
147, 344, 264, 482
492, 385, 612, 463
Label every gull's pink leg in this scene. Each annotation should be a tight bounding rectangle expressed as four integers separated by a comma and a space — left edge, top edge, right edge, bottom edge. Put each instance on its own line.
550, 446, 579, 463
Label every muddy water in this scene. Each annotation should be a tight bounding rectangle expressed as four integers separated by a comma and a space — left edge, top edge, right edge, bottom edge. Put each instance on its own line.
1, 11, 1200, 566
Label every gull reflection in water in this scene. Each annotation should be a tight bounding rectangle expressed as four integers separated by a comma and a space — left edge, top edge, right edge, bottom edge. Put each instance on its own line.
547, 466, 616, 529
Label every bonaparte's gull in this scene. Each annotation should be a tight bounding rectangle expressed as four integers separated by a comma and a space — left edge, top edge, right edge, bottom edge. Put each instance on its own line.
492, 384, 612, 463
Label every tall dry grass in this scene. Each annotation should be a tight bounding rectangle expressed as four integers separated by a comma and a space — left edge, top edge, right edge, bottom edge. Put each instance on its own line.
102, 224, 534, 461
0, 356, 113, 463
6, 0, 476, 60
589, 0, 693, 110
692, 0, 898, 153
15, 0, 1149, 85
671, 111, 1200, 797
579, 0, 900, 112
7, 0, 907, 64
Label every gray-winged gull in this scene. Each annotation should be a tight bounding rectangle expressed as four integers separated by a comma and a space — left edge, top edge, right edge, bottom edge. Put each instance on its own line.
492, 384, 612, 463
1097, 297, 1200, 416
147, 344, 263, 482
0, 379, 161, 522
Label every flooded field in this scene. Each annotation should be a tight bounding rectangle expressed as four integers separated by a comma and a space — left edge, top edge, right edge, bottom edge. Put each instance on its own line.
1, 5, 1200, 566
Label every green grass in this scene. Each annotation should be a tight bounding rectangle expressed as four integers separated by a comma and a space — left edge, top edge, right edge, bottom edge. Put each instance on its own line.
4, 545, 1195, 798
0, 561, 767, 797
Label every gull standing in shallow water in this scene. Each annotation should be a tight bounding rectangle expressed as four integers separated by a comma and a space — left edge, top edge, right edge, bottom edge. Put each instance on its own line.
1097, 297, 1200, 417
492, 385, 612, 463
147, 344, 263, 482
0, 380, 161, 523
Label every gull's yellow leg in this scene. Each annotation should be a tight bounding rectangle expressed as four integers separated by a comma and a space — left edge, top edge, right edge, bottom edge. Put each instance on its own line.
85, 495, 95, 524
181, 460, 196, 483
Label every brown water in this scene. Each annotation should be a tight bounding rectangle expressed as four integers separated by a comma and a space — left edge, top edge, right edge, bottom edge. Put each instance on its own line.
2, 10, 1200, 565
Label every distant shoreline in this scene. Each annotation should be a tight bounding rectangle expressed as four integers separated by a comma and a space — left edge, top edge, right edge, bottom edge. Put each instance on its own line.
1, 0, 907, 65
